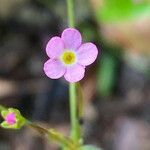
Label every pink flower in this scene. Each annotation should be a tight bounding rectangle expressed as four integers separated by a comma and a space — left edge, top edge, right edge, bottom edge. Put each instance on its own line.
1, 108, 26, 129
43, 28, 98, 83
5, 112, 16, 125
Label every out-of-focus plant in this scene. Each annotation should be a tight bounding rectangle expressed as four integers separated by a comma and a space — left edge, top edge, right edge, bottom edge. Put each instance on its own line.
93, 0, 150, 23
91, 0, 150, 53
90, 0, 150, 96
97, 53, 118, 96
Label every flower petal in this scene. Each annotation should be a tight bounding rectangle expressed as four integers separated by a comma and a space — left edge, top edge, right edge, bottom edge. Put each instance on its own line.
5, 113, 16, 125
46, 36, 64, 59
77, 43, 98, 66
64, 64, 85, 83
61, 28, 82, 50
44, 59, 66, 79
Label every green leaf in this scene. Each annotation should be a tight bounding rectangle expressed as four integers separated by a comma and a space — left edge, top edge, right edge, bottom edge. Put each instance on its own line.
81, 145, 102, 150
97, 53, 118, 96
1, 110, 8, 118
95, 0, 150, 22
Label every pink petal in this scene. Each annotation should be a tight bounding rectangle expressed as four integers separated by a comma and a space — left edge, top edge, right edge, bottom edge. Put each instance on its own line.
5, 113, 16, 125
64, 64, 85, 83
46, 36, 64, 59
77, 42, 98, 66
61, 28, 82, 50
44, 59, 66, 79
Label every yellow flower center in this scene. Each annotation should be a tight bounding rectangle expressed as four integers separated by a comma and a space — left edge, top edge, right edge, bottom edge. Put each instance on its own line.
61, 50, 76, 65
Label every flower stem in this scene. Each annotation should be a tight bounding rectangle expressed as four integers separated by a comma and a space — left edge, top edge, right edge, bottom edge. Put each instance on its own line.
67, 0, 75, 27
67, 0, 80, 145
69, 83, 78, 141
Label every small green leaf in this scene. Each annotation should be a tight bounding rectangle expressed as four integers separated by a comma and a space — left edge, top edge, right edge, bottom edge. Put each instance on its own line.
1, 110, 8, 118
81, 145, 102, 150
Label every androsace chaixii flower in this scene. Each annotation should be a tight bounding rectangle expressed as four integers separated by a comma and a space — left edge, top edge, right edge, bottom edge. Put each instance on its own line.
1, 108, 26, 129
44, 28, 98, 83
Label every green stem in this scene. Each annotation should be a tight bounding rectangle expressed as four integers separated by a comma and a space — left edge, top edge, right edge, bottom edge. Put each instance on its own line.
69, 83, 78, 141
67, 0, 75, 27
67, 0, 81, 146
26, 121, 77, 149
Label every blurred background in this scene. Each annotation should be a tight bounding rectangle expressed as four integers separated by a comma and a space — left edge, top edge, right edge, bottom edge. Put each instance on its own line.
0, 0, 150, 149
